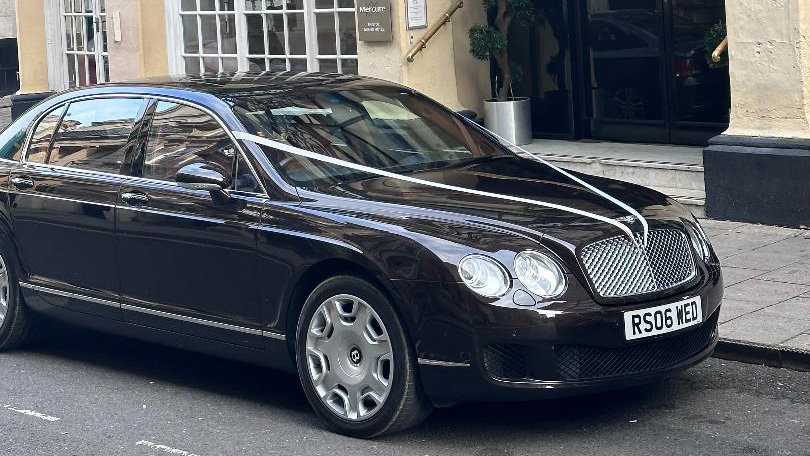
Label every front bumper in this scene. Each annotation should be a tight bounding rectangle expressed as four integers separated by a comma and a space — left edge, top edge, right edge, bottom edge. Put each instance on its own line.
403, 265, 723, 402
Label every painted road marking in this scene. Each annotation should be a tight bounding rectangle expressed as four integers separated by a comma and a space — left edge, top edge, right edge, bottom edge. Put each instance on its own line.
2, 404, 61, 422
135, 440, 204, 456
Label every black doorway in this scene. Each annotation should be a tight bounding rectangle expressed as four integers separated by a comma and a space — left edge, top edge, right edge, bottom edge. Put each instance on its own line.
576, 0, 730, 145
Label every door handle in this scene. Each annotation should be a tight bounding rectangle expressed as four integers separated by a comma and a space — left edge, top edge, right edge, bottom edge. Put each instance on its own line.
121, 191, 150, 206
10, 176, 34, 190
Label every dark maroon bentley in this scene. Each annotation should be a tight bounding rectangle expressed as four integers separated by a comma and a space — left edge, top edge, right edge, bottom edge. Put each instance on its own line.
0, 73, 722, 437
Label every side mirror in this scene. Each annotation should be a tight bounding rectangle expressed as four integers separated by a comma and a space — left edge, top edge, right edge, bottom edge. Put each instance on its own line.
176, 163, 232, 202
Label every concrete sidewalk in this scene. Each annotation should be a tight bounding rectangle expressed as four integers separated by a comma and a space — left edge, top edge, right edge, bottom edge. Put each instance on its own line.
704, 220, 810, 355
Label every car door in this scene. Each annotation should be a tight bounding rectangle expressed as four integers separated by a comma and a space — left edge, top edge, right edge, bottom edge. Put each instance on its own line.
116, 99, 266, 348
9, 97, 147, 319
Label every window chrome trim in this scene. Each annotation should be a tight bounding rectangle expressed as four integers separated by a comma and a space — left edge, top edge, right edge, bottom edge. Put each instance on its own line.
20, 281, 285, 341
18, 92, 269, 198
19, 282, 119, 308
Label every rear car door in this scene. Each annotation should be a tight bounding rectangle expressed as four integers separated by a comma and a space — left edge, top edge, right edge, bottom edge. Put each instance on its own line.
9, 97, 147, 319
117, 100, 266, 348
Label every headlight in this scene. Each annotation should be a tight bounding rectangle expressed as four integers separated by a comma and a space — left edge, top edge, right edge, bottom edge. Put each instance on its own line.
514, 251, 567, 299
458, 255, 511, 298
687, 220, 712, 262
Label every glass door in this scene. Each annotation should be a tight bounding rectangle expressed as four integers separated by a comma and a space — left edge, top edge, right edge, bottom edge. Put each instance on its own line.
666, 0, 730, 144
581, 0, 669, 143
62, 0, 109, 87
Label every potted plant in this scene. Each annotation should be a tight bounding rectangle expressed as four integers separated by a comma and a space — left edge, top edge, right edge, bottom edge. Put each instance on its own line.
469, 0, 538, 145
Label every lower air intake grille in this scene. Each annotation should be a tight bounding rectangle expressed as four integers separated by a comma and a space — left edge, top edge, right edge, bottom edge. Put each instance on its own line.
483, 344, 530, 380
553, 314, 718, 381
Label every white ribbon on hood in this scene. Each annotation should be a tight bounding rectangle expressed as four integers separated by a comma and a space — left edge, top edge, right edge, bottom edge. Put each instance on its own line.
233, 130, 646, 245
469, 123, 650, 246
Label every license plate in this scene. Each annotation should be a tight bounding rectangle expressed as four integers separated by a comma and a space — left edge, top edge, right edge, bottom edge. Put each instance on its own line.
623, 296, 703, 341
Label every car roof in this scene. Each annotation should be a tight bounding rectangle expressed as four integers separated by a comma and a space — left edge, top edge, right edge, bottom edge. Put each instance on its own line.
77, 72, 404, 101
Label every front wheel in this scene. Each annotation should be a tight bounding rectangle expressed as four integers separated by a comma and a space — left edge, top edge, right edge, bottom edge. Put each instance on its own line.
295, 276, 432, 438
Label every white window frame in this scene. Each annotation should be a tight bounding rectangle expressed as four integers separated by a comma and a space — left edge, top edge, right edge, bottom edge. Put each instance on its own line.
45, 0, 109, 91
165, 0, 358, 75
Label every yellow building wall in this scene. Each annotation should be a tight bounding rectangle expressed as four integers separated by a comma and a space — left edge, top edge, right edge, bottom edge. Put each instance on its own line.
15, 0, 49, 93
138, 0, 169, 77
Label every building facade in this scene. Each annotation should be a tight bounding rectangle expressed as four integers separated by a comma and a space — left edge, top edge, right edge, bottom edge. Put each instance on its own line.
11, 0, 810, 227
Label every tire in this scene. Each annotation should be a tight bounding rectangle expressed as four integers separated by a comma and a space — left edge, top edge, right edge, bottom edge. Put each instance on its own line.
295, 275, 432, 438
0, 236, 42, 351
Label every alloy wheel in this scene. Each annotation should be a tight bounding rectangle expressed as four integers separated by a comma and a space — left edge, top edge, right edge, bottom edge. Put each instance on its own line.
0, 253, 8, 325
305, 294, 394, 421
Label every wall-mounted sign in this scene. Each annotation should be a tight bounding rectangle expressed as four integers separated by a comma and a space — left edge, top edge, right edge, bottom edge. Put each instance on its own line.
357, 0, 393, 42
406, 0, 427, 29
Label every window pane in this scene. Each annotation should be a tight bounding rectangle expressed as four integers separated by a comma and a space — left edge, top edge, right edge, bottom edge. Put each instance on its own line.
182, 15, 199, 53
101, 16, 108, 53
103, 56, 110, 82
289, 58, 307, 71
319, 59, 337, 73
185, 57, 202, 74
221, 57, 238, 72
73, 0, 82, 13
49, 98, 143, 173
67, 56, 77, 88
86, 16, 95, 52
99, 0, 105, 13
219, 14, 237, 54
266, 0, 282, 10
181, 0, 197, 11
315, 0, 333, 8
64, 0, 73, 13
288, 13, 306, 55
74, 17, 84, 51
87, 55, 98, 85
316, 13, 336, 55
338, 12, 356, 55
341, 58, 357, 74
267, 14, 285, 54
83, 0, 92, 12
288, 0, 304, 10
27, 106, 66, 164
200, 0, 216, 10
235, 155, 262, 193
244, 0, 263, 11
219, 0, 235, 11
203, 56, 219, 72
200, 15, 217, 53
141, 102, 234, 182
269, 57, 286, 71
65, 16, 74, 51
77, 55, 87, 86
246, 14, 265, 55
337, 0, 354, 7
248, 57, 266, 71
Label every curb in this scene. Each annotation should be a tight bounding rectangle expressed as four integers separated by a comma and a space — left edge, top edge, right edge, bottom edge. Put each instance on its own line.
713, 338, 810, 372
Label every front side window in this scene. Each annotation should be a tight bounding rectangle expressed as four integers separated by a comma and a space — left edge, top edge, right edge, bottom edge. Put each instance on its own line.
48, 98, 144, 173
177, 0, 358, 74
232, 88, 509, 187
26, 106, 67, 164
140, 101, 235, 182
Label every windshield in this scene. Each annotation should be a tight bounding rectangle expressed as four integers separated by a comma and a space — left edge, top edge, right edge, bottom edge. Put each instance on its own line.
231, 87, 511, 187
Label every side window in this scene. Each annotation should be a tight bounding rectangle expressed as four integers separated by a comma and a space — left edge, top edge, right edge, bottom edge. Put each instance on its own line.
26, 106, 66, 164
142, 101, 235, 182
234, 154, 262, 193
48, 98, 144, 173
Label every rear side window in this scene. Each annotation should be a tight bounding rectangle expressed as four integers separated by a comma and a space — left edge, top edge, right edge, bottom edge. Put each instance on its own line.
140, 101, 235, 182
26, 106, 66, 164
47, 98, 144, 174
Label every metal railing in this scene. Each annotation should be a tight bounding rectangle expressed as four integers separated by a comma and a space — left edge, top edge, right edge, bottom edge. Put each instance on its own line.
405, 0, 464, 63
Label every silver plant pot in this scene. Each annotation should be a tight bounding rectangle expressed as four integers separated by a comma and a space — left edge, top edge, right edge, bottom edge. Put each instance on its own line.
483, 97, 532, 146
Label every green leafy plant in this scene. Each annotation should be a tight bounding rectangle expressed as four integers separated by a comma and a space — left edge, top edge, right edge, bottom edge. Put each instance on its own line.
468, 0, 538, 101
704, 21, 727, 66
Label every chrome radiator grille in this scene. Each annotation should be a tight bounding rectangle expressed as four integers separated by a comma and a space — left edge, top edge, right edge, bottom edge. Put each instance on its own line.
580, 229, 697, 298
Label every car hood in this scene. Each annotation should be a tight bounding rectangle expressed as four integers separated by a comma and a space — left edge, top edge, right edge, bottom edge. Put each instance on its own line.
301, 155, 692, 249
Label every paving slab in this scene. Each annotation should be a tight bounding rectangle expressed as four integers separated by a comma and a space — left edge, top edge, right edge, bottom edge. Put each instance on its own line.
719, 312, 810, 345
782, 333, 810, 351
721, 266, 766, 286
722, 279, 810, 305
757, 296, 810, 320
718, 299, 772, 323
757, 263, 810, 285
